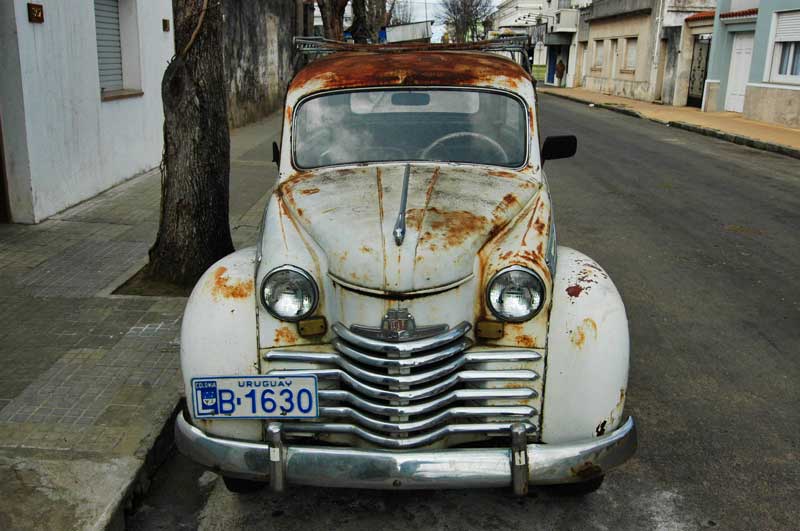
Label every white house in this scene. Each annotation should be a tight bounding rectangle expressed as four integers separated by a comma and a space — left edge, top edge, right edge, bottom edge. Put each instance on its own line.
0, 1, 174, 223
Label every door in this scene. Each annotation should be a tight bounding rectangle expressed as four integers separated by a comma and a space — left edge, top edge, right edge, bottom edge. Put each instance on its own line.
687, 35, 711, 108
0, 119, 9, 223
654, 39, 668, 101
725, 32, 754, 112
547, 46, 558, 84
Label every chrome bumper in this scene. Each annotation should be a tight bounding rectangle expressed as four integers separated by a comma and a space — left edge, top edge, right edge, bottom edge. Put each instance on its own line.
175, 413, 637, 491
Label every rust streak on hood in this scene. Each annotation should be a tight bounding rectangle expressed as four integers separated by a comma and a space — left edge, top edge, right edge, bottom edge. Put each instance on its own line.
278, 165, 539, 293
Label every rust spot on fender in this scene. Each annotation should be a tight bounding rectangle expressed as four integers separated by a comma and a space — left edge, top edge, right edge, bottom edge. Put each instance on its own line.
211, 266, 254, 300
300, 187, 320, 196
571, 318, 598, 349
360, 245, 374, 254
285, 106, 292, 122
536, 241, 544, 257
274, 326, 297, 345
515, 334, 535, 348
571, 326, 586, 349
566, 285, 583, 298
296, 208, 304, 217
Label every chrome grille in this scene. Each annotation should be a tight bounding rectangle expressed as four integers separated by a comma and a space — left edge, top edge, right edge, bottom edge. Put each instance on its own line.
264, 321, 540, 449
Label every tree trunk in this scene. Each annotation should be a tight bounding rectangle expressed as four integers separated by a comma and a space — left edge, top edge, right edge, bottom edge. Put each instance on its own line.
350, 0, 371, 43
147, 0, 234, 286
318, 0, 348, 40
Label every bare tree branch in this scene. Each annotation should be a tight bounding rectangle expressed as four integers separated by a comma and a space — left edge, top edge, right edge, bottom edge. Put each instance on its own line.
439, 0, 493, 43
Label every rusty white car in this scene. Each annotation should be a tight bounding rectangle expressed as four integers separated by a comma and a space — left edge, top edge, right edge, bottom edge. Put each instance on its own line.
176, 40, 636, 496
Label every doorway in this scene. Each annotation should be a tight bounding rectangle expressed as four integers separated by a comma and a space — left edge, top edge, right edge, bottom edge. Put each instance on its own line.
725, 32, 754, 112
0, 119, 9, 223
687, 34, 711, 108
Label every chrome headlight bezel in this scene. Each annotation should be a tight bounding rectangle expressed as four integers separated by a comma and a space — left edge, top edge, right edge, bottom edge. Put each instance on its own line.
260, 265, 319, 322
486, 265, 546, 322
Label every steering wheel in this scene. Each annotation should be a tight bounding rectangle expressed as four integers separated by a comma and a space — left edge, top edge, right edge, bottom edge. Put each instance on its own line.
421, 132, 509, 163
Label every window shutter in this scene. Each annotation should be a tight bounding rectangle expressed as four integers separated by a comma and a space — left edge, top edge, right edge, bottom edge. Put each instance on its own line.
775, 11, 800, 42
94, 0, 123, 91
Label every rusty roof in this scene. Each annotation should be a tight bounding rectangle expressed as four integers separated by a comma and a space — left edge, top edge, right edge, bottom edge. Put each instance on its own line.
685, 10, 715, 22
720, 8, 758, 19
289, 51, 532, 94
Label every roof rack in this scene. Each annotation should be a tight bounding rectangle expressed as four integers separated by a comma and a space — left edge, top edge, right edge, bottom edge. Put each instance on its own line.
294, 36, 531, 69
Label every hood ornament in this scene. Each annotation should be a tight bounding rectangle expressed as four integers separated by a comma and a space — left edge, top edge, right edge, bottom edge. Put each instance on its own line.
393, 165, 410, 246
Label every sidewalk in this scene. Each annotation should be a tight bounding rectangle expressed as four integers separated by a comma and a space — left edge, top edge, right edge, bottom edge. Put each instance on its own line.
538, 86, 800, 159
0, 111, 281, 530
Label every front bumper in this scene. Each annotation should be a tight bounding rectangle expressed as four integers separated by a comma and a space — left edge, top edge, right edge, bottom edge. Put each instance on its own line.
175, 412, 637, 492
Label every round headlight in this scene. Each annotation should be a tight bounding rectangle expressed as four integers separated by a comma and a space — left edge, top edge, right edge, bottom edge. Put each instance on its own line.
487, 266, 545, 322
261, 266, 318, 321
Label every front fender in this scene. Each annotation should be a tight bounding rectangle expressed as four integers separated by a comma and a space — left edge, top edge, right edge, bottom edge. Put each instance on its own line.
542, 246, 629, 444
180, 247, 261, 440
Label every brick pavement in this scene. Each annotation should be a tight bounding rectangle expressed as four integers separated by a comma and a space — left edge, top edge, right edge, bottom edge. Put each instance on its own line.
0, 111, 280, 530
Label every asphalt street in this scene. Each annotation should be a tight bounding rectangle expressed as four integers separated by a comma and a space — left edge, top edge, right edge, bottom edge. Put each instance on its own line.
129, 94, 800, 531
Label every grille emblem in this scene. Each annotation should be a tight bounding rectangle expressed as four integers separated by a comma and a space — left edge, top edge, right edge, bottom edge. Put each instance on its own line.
382, 308, 415, 337
349, 308, 449, 342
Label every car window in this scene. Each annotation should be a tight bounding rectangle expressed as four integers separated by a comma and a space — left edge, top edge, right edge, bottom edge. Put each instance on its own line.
293, 89, 527, 169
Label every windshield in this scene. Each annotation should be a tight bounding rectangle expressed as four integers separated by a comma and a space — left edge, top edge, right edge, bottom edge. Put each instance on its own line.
293, 89, 528, 169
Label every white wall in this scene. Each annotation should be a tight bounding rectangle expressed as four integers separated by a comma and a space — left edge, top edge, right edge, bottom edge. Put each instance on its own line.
5, 0, 173, 223
0, 1, 35, 221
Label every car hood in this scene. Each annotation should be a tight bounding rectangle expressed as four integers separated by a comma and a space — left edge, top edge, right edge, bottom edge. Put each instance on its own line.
278, 165, 540, 293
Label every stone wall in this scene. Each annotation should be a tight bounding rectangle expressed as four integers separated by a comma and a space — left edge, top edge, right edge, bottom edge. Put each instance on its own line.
223, 0, 298, 128
744, 86, 800, 129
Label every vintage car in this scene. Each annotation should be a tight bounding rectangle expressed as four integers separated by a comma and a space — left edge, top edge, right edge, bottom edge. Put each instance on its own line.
175, 40, 636, 496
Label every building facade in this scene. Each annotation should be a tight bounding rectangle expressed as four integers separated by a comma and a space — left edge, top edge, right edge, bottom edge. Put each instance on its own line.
579, 0, 716, 103
704, 0, 800, 128
0, 0, 174, 224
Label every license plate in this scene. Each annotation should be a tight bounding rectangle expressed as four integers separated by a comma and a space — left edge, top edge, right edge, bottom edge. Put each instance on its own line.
191, 375, 319, 419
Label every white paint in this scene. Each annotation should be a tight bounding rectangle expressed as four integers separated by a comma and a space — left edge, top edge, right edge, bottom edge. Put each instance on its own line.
0, 1, 173, 223
181, 248, 262, 441
725, 31, 755, 112
542, 247, 630, 444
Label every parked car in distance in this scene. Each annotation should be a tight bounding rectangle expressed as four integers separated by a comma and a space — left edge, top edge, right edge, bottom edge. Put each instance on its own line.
176, 39, 637, 496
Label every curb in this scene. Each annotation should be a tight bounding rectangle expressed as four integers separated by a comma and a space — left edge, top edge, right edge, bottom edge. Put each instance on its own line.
666, 121, 800, 160
540, 90, 800, 160
104, 400, 182, 531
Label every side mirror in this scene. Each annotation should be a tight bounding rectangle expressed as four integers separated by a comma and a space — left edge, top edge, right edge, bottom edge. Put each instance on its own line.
272, 141, 280, 166
541, 135, 577, 164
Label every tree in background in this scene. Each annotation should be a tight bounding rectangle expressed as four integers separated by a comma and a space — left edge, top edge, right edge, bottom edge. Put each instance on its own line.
390, 0, 413, 25
148, 0, 234, 286
439, 0, 493, 42
317, 0, 349, 39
